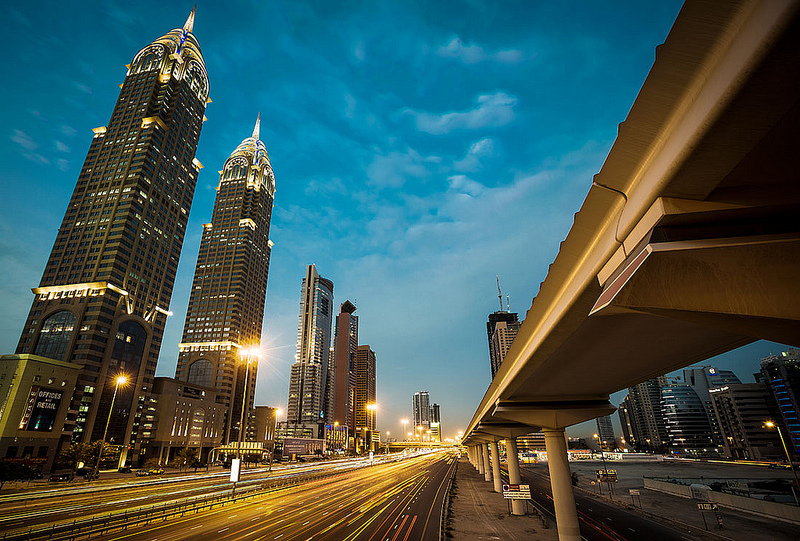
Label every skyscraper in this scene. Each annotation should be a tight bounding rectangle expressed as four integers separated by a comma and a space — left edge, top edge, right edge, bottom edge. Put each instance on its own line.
413, 391, 431, 434
355, 345, 377, 431
487, 280, 521, 379
759, 349, 800, 456
174, 116, 275, 444
623, 376, 668, 452
331, 300, 358, 432
15, 10, 209, 464
286, 264, 333, 437
595, 415, 616, 448
681, 366, 741, 449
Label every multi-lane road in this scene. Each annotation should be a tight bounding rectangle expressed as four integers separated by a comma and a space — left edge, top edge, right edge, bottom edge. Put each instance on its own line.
1, 451, 456, 541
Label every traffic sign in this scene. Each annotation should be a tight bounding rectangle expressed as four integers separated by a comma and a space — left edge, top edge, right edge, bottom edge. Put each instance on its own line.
629, 489, 640, 495
697, 503, 718, 511
502, 483, 531, 499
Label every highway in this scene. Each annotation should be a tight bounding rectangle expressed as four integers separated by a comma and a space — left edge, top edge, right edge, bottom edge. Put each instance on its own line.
2, 451, 456, 540
518, 464, 696, 541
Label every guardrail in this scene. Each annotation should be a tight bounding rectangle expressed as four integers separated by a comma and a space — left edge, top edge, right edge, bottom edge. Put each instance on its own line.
439, 459, 457, 541
2, 463, 367, 541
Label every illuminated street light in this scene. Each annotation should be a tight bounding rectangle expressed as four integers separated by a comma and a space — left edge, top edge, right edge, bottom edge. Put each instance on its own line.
764, 420, 800, 499
401, 419, 408, 441
233, 347, 259, 496
95, 375, 128, 474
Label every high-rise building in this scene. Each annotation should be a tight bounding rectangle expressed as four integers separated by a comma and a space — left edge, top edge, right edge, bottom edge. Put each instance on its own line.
759, 349, 800, 456
617, 395, 635, 450
709, 383, 783, 460
286, 265, 333, 437
487, 312, 520, 379
173, 116, 275, 444
595, 415, 616, 449
14, 10, 209, 465
430, 403, 441, 442
662, 383, 716, 456
331, 300, 358, 432
413, 391, 431, 434
624, 376, 668, 452
682, 366, 741, 449
355, 345, 376, 431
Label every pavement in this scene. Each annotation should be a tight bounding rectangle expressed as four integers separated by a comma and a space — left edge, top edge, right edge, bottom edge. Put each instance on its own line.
446, 457, 558, 540
448, 457, 800, 541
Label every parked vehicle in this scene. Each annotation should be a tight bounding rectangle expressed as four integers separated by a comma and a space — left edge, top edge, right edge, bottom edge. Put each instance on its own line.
135, 469, 150, 477
118, 466, 132, 473
148, 467, 164, 475
49, 472, 71, 482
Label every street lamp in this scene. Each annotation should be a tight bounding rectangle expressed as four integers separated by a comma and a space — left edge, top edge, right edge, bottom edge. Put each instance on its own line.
95, 375, 128, 474
233, 347, 259, 496
366, 404, 377, 452
765, 420, 800, 502
401, 419, 408, 441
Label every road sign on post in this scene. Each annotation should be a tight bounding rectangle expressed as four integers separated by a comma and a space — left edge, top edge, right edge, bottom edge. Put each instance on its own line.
230, 458, 241, 483
502, 484, 531, 499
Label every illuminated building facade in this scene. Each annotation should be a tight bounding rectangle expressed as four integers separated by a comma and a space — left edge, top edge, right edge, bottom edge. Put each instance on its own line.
0, 355, 81, 473
286, 265, 334, 437
759, 349, 800, 456
412, 391, 431, 433
355, 345, 376, 431
331, 300, 358, 433
14, 10, 209, 465
173, 116, 275, 444
487, 311, 520, 379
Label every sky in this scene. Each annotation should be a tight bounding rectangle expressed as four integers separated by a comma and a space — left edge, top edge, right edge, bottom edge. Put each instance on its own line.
0, 1, 792, 442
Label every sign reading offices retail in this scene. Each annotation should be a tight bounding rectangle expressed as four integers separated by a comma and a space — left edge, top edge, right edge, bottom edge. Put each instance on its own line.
18, 387, 64, 432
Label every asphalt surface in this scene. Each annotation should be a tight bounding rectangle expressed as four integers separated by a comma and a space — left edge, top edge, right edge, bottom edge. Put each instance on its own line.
2, 451, 456, 541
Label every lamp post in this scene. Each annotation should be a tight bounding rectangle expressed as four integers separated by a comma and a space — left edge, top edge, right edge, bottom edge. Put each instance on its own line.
765, 420, 800, 504
269, 407, 282, 472
401, 419, 408, 442
95, 375, 128, 475
233, 348, 258, 497
366, 404, 377, 453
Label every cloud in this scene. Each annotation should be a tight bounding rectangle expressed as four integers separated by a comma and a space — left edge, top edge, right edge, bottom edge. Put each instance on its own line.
454, 138, 494, 172
11, 130, 38, 151
60, 125, 78, 137
437, 37, 523, 64
344, 94, 357, 119
405, 92, 517, 134
57, 159, 69, 171
366, 148, 439, 189
447, 175, 486, 197
55, 141, 70, 152
354, 41, 365, 62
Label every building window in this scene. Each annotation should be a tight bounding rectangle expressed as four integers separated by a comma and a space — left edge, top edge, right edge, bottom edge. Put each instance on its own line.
34, 310, 77, 361
187, 359, 213, 388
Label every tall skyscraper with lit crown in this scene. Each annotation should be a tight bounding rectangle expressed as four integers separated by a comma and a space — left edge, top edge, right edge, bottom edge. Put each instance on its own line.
174, 115, 275, 444
15, 9, 209, 464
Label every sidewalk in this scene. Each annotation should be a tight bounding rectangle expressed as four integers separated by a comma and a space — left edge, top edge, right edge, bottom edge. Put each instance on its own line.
446, 458, 557, 540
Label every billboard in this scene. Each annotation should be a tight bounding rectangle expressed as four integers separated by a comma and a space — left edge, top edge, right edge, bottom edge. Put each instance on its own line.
18, 387, 64, 432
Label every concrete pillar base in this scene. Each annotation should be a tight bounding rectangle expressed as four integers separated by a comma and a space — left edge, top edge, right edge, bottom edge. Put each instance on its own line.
505, 438, 525, 515
545, 428, 581, 541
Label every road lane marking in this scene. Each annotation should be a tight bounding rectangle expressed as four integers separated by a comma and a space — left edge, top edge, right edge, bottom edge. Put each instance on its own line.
218, 527, 229, 533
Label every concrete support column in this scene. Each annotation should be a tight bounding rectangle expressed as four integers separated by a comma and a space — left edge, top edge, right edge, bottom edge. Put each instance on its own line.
490, 440, 502, 493
544, 428, 581, 541
505, 437, 525, 515
477, 443, 485, 475
469, 445, 476, 468
482, 443, 492, 482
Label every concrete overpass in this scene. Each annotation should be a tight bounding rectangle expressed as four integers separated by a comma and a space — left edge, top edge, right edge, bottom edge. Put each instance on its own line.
462, 1, 800, 539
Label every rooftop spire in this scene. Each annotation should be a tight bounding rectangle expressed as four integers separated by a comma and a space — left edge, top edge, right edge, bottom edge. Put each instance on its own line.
183, 5, 196, 34
252, 112, 261, 140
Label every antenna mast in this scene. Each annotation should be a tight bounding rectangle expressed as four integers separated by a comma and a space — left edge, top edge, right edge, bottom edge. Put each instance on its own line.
496, 275, 504, 311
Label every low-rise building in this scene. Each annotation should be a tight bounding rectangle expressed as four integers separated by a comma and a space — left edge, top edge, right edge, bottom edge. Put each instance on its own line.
0, 354, 81, 473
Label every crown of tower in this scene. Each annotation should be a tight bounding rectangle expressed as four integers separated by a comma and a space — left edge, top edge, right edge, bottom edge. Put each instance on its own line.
220, 114, 275, 193
126, 7, 209, 102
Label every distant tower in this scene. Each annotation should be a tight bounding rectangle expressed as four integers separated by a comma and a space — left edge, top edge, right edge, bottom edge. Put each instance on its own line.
15, 10, 209, 464
759, 349, 800, 456
595, 416, 616, 449
413, 391, 431, 434
430, 403, 442, 442
625, 376, 668, 452
332, 300, 358, 432
355, 345, 377, 431
286, 265, 333, 437
174, 115, 275, 444
487, 277, 521, 379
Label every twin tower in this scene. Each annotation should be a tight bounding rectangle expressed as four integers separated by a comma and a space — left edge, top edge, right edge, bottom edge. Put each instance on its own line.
14, 10, 273, 465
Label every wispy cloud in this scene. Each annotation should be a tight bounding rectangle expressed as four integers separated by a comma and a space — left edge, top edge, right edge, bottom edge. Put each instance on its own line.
438, 36, 523, 64
11, 130, 38, 151
405, 92, 517, 134
454, 138, 494, 172
366, 147, 440, 189
55, 141, 70, 152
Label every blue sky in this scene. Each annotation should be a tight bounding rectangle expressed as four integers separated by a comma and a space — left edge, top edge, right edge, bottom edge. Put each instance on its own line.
0, 1, 790, 441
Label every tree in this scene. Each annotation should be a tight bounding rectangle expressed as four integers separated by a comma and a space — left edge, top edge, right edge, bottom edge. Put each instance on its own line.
58, 441, 113, 477
175, 447, 200, 472
0, 462, 36, 490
